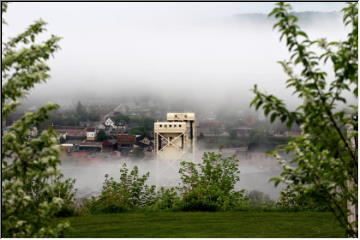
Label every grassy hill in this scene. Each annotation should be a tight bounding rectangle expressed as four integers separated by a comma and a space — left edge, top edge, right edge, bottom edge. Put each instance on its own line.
63, 211, 345, 238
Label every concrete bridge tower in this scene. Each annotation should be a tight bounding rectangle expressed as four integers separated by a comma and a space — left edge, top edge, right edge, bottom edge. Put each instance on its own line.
154, 113, 196, 160
154, 113, 197, 188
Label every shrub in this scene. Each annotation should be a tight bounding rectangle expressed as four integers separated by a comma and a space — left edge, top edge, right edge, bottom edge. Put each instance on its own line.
178, 152, 246, 211
147, 187, 182, 211
247, 190, 275, 207
276, 185, 329, 212
53, 178, 78, 217
85, 163, 156, 214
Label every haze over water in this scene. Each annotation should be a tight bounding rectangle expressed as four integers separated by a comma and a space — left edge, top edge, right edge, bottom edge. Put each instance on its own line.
5, 2, 349, 201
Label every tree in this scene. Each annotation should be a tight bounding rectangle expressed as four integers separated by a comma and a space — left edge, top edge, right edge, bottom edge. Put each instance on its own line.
76, 101, 87, 122
87, 105, 101, 122
113, 112, 130, 124
250, 2, 357, 236
96, 129, 108, 142
178, 152, 246, 211
129, 126, 146, 136
247, 190, 274, 207
2, 3, 74, 237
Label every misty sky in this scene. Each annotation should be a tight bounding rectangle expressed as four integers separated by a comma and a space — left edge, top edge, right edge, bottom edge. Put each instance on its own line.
3, 2, 349, 110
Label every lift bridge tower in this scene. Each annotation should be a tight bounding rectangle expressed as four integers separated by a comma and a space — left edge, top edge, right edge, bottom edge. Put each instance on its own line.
154, 113, 197, 187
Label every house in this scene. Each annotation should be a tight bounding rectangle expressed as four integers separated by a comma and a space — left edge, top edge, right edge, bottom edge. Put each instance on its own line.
109, 127, 125, 137
235, 127, 253, 137
117, 134, 136, 148
86, 127, 96, 141
117, 134, 136, 156
115, 122, 127, 133
102, 139, 118, 152
134, 141, 153, 152
140, 136, 151, 145
133, 135, 154, 152
104, 117, 116, 128
54, 126, 86, 141
78, 141, 102, 152
60, 143, 74, 153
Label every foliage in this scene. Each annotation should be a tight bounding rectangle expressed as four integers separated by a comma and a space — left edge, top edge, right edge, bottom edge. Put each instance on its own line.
76, 101, 88, 122
129, 126, 146, 136
51, 178, 78, 217
50, 109, 80, 126
129, 116, 155, 136
247, 190, 275, 207
178, 152, 246, 211
250, 2, 358, 236
96, 129, 108, 142
49, 103, 101, 126
276, 185, 329, 212
113, 113, 154, 136
85, 163, 156, 214
149, 187, 181, 211
2, 2, 75, 237
87, 105, 100, 121
113, 112, 130, 124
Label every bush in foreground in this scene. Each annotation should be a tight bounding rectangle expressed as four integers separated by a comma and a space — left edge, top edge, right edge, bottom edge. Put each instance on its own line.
84, 163, 156, 214
178, 152, 247, 211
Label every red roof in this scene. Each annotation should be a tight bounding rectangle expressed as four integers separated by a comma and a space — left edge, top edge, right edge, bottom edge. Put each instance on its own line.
117, 134, 136, 144
102, 140, 117, 147
56, 129, 86, 136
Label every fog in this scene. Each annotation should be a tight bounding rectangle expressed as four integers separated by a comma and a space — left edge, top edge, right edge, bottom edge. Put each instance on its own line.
4, 2, 351, 112
4, 2, 352, 200
60, 151, 283, 200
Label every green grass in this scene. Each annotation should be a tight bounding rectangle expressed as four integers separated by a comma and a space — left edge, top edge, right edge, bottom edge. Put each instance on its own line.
63, 211, 346, 238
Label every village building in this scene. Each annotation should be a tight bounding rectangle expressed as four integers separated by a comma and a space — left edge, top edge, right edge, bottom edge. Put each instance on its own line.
104, 117, 116, 128
234, 126, 253, 137
86, 127, 96, 141
117, 134, 136, 149
60, 143, 74, 153
139, 136, 151, 145
54, 126, 86, 141
78, 141, 102, 152
102, 139, 118, 152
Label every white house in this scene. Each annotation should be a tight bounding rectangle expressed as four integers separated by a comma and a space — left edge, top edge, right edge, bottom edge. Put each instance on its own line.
86, 128, 96, 141
104, 117, 116, 128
